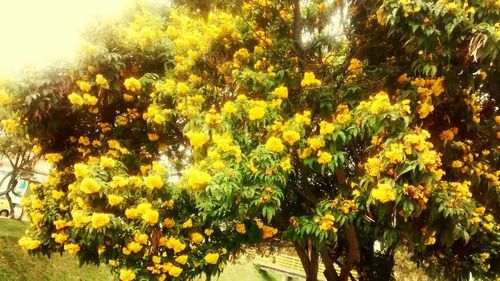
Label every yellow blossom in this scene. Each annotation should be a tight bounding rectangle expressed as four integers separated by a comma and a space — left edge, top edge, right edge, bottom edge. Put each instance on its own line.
317, 150, 332, 164
100, 156, 116, 169
187, 167, 212, 189
204, 253, 220, 264
371, 183, 396, 203
144, 174, 163, 190
248, 106, 266, 121
365, 157, 383, 177
80, 177, 101, 194
148, 133, 159, 141
0, 91, 11, 105
74, 163, 89, 178
273, 86, 288, 99
68, 92, 84, 106
175, 255, 188, 265
18, 237, 42, 250
95, 74, 109, 89
91, 213, 111, 229
265, 136, 285, 153
307, 137, 325, 151
190, 232, 204, 244
64, 243, 81, 254
142, 209, 159, 225
236, 223, 246, 234
301, 72, 321, 87
282, 130, 300, 145
119, 269, 135, 281
108, 195, 124, 206
124, 77, 141, 92
186, 131, 210, 148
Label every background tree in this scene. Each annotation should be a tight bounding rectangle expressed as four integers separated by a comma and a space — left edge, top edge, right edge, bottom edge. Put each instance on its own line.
3, 1, 498, 281
0, 76, 39, 219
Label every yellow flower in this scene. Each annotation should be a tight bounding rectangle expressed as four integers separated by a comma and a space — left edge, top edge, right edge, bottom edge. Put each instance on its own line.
95, 74, 109, 89
307, 137, 325, 151
44, 153, 63, 165
64, 243, 81, 255
119, 268, 136, 281
127, 241, 143, 253
164, 218, 175, 228
168, 265, 183, 277
190, 232, 204, 244
451, 160, 463, 168
365, 157, 383, 177
248, 106, 266, 121
51, 232, 68, 244
282, 130, 300, 145
18, 237, 42, 250
175, 255, 188, 265
0, 91, 11, 105
236, 223, 246, 234
222, 101, 238, 114
144, 174, 163, 190
142, 209, 159, 225
176, 82, 190, 95
100, 156, 116, 169
301, 72, 321, 87
91, 213, 110, 229
204, 228, 214, 236
187, 167, 212, 189
80, 177, 101, 194
204, 252, 220, 264
347, 58, 363, 75
280, 157, 292, 172
265, 136, 284, 153
124, 77, 141, 92
74, 163, 89, 179
83, 94, 98, 106
334, 105, 351, 125
186, 131, 210, 148
72, 210, 90, 227
182, 218, 193, 228
134, 233, 148, 245
384, 143, 404, 164
68, 92, 84, 106
148, 133, 159, 141
77, 81, 91, 92
479, 252, 490, 261
262, 225, 278, 239
317, 150, 332, 164
108, 195, 124, 206
371, 183, 396, 203
273, 86, 288, 99
319, 121, 335, 135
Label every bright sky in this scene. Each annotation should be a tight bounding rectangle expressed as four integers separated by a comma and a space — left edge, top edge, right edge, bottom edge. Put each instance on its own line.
0, 0, 130, 72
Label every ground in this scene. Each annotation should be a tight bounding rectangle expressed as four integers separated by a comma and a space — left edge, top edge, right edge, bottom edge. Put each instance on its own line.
0, 219, 281, 281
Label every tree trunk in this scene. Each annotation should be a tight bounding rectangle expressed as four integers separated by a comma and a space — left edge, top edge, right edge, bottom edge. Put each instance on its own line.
294, 241, 319, 281
339, 223, 360, 281
320, 248, 339, 281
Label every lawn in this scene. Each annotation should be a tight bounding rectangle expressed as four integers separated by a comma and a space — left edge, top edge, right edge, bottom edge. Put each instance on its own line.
0, 219, 279, 281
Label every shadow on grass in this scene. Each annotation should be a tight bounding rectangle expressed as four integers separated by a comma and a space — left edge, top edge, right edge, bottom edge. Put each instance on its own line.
255, 265, 279, 281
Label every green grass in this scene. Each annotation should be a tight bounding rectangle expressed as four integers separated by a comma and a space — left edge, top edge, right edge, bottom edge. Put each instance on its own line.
0, 219, 280, 281
0, 219, 113, 281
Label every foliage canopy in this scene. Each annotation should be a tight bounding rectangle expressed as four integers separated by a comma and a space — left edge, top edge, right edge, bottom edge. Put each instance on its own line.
1, 0, 499, 280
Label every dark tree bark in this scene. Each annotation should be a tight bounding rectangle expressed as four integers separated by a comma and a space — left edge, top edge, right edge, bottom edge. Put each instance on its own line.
339, 223, 360, 281
295, 241, 319, 281
320, 247, 339, 281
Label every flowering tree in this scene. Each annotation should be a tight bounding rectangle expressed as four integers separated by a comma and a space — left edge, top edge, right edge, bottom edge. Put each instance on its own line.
4, 1, 499, 281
